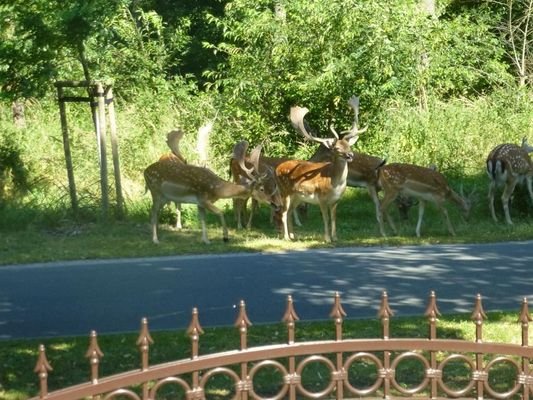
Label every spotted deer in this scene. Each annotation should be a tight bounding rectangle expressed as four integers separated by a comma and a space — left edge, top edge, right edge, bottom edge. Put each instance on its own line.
144, 141, 279, 244
275, 96, 366, 242
230, 154, 304, 230
486, 137, 533, 224
377, 163, 471, 237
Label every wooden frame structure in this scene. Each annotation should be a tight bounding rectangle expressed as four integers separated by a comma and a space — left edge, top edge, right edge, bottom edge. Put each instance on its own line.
55, 80, 124, 217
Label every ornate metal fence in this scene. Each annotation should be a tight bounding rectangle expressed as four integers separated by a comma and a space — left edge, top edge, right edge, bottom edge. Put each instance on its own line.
31, 291, 533, 400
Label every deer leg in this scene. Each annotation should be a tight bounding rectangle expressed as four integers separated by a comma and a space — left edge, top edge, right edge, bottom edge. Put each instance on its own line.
368, 186, 381, 224
502, 178, 518, 225
197, 206, 211, 244
234, 198, 245, 230
280, 196, 292, 240
440, 205, 456, 236
526, 176, 533, 205
488, 180, 498, 222
246, 198, 257, 230
379, 192, 398, 237
287, 199, 298, 240
174, 202, 182, 230
330, 203, 338, 242
293, 205, 304, 227
203, 201, 229, 243
318, 202, 332, 243
415, 200, 425, 237
150, 197, 163, 244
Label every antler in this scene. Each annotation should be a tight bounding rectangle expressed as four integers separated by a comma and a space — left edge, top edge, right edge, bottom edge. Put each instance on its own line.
330, 96, 368, 141
290, 106, 336, 148
166, 129, 186, 162
233, 141, 256, 180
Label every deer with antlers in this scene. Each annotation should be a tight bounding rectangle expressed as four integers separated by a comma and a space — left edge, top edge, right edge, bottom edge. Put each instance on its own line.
377, 163, 471, 237
144, 141, 279, 244
275, 96, 366, 242
486, 137, 533, 224
230, 153, 307, 230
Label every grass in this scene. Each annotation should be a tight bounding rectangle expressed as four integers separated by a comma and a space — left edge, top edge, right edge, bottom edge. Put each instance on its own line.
0, 311, 530, 400
2, 181, 533, 266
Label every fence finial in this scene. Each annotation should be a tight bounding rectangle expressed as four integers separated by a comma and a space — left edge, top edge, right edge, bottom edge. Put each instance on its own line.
329, 292, 346, 341
378, 291, 394, 340
282, 295, 300, 344
136, 317, 154, 371
187, 307, 204, 358
34, 344, 53, 399
234, 300, 252, 350
424, 290, 441, 340
471, 294, 487, 343
518, 297, 531, 347
85, 330, 104, 384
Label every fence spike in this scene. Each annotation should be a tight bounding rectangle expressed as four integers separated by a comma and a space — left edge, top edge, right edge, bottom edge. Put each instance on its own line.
329, 292, 346, 341
85, 330, 104, 384
136, 317, 154, 371
424, 291, 441, 340
34, 344, 53, 399
329, 291, 347, 320
282, 295, 300, 344
471, 294, 487, 343
234, 300, 252, 350
518, 297, 532, 324
378, 291, 394, 340
234, 300, 252, 329
424, 290, 441, 318
187, 307, 204, 358
518, 297, 531, 347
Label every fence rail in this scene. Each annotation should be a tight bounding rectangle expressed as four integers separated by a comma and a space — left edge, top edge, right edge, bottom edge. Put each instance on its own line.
31, 291, 533, 400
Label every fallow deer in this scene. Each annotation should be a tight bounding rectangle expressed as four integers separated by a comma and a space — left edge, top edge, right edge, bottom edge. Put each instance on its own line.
486, 137, 533, 224
275, 96, 366, 242
144, 141, 279, 244
230, 153, 303, 230
377, 163, 471, 237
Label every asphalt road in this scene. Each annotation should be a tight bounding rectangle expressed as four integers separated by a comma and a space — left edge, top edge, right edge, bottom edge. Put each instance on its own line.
1, 241, 532, 340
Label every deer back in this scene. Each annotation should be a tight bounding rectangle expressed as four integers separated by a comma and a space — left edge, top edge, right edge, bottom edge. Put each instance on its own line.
486, 143, 533, 182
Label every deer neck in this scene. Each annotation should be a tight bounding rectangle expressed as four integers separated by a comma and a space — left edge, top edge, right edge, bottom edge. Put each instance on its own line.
449, 189, 468, 211
329, 156, 349, 187
215, 181, 251, 199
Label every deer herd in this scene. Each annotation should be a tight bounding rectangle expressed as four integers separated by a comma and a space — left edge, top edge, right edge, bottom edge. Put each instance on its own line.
144, 95, 533, 244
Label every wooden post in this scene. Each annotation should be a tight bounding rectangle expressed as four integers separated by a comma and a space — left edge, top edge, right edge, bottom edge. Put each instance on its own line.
95, 83, 109, 216
105, 86, 124, 217
56, 85, 78, 213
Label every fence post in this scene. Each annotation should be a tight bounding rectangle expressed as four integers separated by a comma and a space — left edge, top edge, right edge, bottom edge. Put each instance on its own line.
34, 345, 53, 399
518, 298, 532, 400
136, 318, 154, 400
234, 300, 252, 400
424, 291, 441, 399
329, 292, 346, 400
187, 308, 204, 400
282, 295, 300, 400
471, 294, 487, 399
85, 331, 104, 385
378, 291, 394, 400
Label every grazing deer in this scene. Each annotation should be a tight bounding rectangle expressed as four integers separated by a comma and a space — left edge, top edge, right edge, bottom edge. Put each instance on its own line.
275, 96, 366, 242
144, 141, 279, 244
486, 137, 533, 224
377, 163, 471, 237
230, 154, 304, 230
158, 129, 187, 229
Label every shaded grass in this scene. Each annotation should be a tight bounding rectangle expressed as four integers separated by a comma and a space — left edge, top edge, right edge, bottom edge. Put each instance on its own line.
2, 180, 533, 266
0, 312, 529, 399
